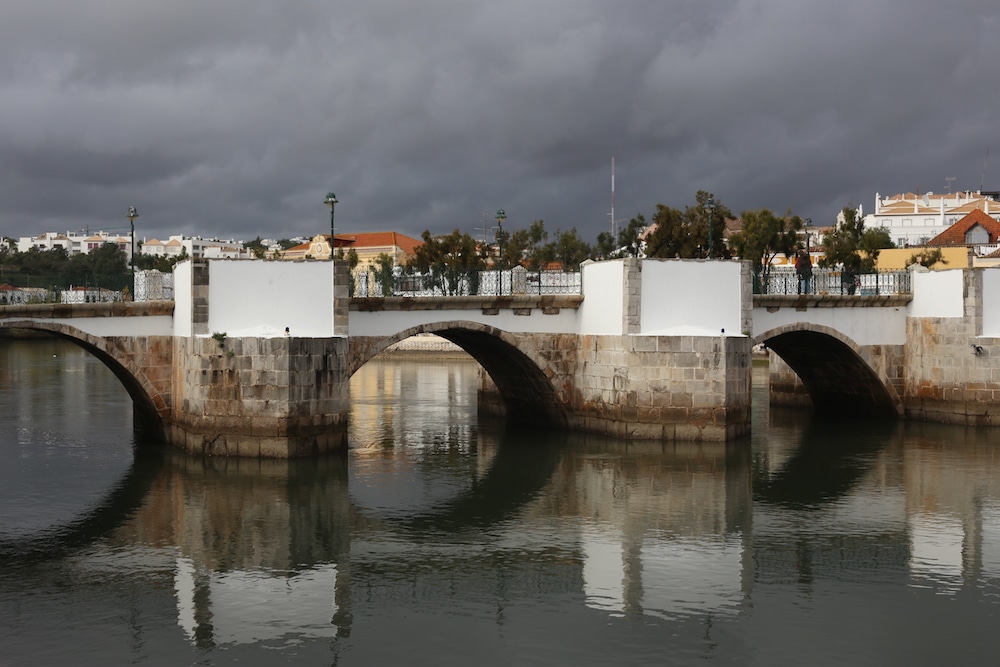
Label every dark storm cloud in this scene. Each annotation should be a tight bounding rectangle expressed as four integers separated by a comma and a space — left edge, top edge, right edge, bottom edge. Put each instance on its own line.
2, 0, 999, 243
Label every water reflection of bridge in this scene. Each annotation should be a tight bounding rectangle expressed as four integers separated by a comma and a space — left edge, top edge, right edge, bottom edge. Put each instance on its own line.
9, 354, 1000, 647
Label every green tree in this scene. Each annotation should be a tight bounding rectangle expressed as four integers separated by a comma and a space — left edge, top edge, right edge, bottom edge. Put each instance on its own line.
407, 229, 485, 294
644, 191, 732, 259
505, 220, 549, 270
595, 231, 615, 259
820, 206, 894, 272
727, 209, 803, 291
598, 215, 648, 258
537, 228, 592, 269
371, 252, 395, 296
64, 252, 93, 286
344, 248, 360, 270
245, 236, 268, 259
90, 243, 128, 278
643, 204, 689, 258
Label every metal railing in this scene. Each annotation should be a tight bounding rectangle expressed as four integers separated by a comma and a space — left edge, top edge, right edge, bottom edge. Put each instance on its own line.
0, 270, 179, 304
351, 268, 582, 298
0, 273, 132, 304
754, 268, 911, 296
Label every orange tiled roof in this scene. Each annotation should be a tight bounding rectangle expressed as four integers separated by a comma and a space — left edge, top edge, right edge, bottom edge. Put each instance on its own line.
926, 209, 1000, 246
338, 231, 422, 255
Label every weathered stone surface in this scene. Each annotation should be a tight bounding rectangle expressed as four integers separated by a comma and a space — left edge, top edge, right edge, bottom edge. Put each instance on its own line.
166, 335, 350, 456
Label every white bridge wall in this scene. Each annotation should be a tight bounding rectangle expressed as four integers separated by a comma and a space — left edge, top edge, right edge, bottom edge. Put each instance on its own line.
640, 260, 744, 336
980, 268, 1000, 337
350, 259, 749, 339
754, 305, 909, 345
349, 307, 580, 337
578, 260, 625, 334
910, 268, 965, 320
13, 315, 175, 338
173, 260, 336, 338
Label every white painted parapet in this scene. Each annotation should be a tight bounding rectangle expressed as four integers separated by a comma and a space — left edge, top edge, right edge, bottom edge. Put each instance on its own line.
174, 259, 336, 338
909, 267, 965, 319
980, 267, 1000, 337
637, 259, 748, 336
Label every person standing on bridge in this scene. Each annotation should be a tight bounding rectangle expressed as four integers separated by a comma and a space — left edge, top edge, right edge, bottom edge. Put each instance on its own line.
795, 248, 813, 295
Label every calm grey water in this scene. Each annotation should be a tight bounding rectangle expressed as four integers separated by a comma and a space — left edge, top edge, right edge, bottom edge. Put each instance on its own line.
3, 338, 1000, 666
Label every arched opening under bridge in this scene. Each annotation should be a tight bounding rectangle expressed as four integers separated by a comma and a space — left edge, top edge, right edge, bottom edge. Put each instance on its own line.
755, 325, 902, 418
0, 321, 168, 441
348, 322, 569, 431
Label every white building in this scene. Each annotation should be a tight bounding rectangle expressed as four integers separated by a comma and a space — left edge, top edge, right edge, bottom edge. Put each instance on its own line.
864, 190, 1000, 248
141, 235, 249, 260
17, 230, 131, 256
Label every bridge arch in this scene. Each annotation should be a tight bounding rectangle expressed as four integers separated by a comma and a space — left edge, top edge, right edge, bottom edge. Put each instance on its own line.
348, 321, 569, 430
0, 320, 168, 440
753, 323, 903, 418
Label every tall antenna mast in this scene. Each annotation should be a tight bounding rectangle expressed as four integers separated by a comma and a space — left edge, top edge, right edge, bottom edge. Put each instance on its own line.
611, 155, 618, 243
610, 156, 616, 239
478, 212, 491, 244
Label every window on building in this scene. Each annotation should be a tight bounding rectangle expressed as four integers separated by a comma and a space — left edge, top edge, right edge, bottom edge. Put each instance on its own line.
966, 225, 989, 245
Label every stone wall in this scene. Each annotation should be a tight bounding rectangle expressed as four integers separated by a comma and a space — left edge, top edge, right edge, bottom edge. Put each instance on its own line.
905, 269, 1000, 425
767, 352, 811, 409
104, 334, 175, 434
566, 334, 752, 441
477, 331, 753, 442
168, 335, 349, 457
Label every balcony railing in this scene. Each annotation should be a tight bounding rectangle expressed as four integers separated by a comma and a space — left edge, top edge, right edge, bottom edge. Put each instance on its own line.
754, 268, 911, 296
352, 267, 583, 298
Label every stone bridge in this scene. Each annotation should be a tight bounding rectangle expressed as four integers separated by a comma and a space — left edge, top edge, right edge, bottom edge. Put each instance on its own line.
751, 266, 1000, 426
2, 258, 999, 457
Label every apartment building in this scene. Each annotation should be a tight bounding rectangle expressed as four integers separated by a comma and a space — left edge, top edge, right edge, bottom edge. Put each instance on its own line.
864, 190, 1000, 247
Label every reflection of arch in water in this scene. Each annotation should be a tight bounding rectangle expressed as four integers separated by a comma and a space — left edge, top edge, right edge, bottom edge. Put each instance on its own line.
753, 416, 900, 508
350, 426, 564, 533
0, 448, 165, 562
754, 324, 902, 418
0, 320, 168, 440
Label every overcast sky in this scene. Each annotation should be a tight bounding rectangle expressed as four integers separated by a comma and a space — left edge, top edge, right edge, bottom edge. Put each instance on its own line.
2, 0, 999, 245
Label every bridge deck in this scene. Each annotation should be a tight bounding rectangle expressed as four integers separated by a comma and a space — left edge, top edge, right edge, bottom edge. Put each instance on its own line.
754, 294, 912, 309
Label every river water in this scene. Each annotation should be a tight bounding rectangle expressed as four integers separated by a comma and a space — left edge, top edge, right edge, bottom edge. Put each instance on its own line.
2, 337, 1000, 665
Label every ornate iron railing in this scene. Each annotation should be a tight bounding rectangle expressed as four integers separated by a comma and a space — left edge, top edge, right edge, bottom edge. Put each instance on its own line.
753, 267, 911, 295
351, 267, 582, 297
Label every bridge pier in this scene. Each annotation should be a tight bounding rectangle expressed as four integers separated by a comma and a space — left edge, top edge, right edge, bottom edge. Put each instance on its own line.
564, 333, 751, 441
904, 268, 1000, 425
167, 335, 349, 457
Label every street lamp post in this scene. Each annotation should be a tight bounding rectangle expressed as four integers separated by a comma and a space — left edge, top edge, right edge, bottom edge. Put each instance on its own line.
705, 198, 715, 259
804, 217, 812, 253
495, 208, 506, 295
324, 192, 338, 260
127, 206, 138, 298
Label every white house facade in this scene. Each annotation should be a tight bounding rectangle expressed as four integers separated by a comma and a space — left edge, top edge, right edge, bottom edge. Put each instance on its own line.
141, 235, 248, 259
17, 230, 131, 256
864, 190, 1000, 247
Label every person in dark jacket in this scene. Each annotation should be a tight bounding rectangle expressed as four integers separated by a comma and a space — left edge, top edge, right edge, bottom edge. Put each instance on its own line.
795, 249, 812, 294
